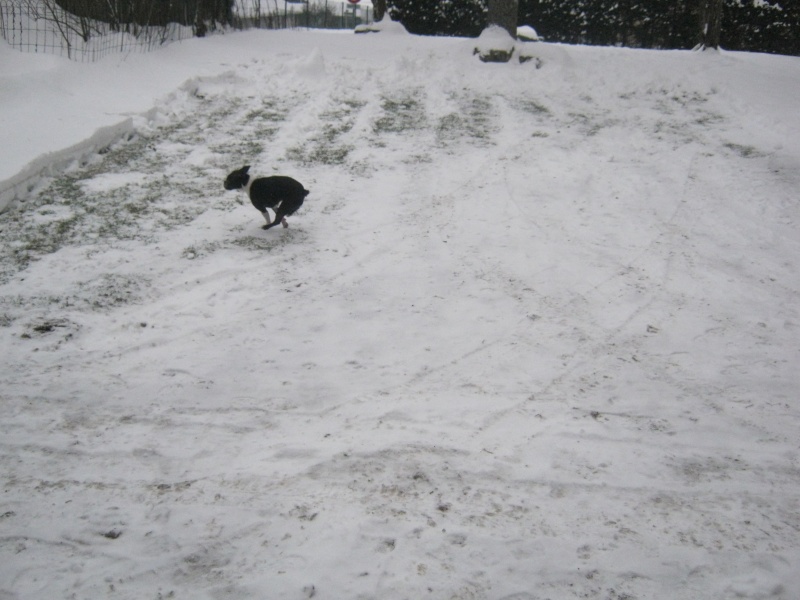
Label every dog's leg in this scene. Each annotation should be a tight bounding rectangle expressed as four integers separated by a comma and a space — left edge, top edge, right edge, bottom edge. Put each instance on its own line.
271, 203, 290, 229
262, 213, 280, 230
263, 217, 287, 230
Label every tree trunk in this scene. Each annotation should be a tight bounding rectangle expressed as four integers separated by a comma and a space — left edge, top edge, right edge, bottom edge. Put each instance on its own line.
373, 0, 386, 22
488, 0, 519, 39
697, 0, 723, 50
476, 0, 519, 62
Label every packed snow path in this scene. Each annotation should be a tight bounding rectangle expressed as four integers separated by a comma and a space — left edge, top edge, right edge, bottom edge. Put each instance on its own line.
1, 33, 799, 599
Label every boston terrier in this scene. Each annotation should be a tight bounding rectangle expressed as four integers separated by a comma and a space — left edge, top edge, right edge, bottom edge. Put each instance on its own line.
224, 166, 309, 230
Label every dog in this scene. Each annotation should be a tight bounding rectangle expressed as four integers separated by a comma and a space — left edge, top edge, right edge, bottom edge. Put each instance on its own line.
224, 166, 309, 230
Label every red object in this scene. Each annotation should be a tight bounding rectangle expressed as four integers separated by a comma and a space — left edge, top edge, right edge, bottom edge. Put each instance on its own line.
347, 0, 360, 4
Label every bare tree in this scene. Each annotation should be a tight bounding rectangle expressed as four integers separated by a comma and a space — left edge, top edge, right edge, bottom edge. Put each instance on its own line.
373, 0, 385, 22
488, 0, 518, 38
697, 0, 723, 50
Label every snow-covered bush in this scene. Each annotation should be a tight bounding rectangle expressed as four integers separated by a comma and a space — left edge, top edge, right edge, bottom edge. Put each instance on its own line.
473, 24, 515, 62
354, 16, 409, 35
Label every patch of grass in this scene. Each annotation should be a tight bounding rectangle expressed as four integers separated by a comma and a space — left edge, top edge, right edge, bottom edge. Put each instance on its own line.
694, 112, 724, 126
0, 272, 150, 333
286, 97, 365, 166
1, 205, 82, 279
203, 97, 245, 122
0, 75, 276, 284
76, 274, 152, 310
232, 229, 307, 251
246, 97, 290, 125
25, 317, 78, 336
181, 228, 308, 260
567, 112, 610, 136
402, 153, 433, 165
182, 241, 223, 260
670, 90, 709, 107
239, 96, 293, 152
436, 113, 466, 144
724, 142, 761, 158
511, 98, 551, 116
286, 143, 353, 166
100, 134, 168, 173
436, 92, 497, 148
1, 141, 206, 281
373, 90, 427, 134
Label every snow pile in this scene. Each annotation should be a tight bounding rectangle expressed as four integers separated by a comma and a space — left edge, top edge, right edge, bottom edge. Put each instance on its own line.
293, 46, 327, 77
354, 16, 410, 35
517, 24, 541, 41
1, 29, 800, 600
474, 24, 517, 62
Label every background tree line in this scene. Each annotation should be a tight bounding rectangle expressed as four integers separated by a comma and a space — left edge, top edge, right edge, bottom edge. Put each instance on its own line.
46, 0, 799, 55
386, 0, 799, 55
53, 0, 232, 34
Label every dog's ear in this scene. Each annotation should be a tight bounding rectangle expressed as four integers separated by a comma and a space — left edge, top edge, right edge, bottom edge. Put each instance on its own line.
242, 165, 250, 173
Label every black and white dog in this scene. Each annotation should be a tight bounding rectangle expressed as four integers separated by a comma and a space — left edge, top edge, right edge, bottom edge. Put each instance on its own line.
224, 166, 309, 230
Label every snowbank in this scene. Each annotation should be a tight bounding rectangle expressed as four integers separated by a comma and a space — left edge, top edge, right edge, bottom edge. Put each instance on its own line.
0, 118, 136, 212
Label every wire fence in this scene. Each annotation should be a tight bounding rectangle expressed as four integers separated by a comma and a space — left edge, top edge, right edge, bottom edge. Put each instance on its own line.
0, 0, 193, 61
0, 0, 372, 62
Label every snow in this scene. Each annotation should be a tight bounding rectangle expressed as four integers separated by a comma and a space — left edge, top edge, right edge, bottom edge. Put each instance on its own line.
517, 25, 540, 41
354, 16, 409, 36
474, 24, 517, 61
2, 28, 800, 600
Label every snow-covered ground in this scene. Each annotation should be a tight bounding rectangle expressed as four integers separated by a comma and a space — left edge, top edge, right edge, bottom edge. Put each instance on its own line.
1, 28, 799, 600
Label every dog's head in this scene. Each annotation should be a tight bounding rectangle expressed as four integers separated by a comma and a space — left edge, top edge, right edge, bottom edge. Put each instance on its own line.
224, 165, 251, 191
